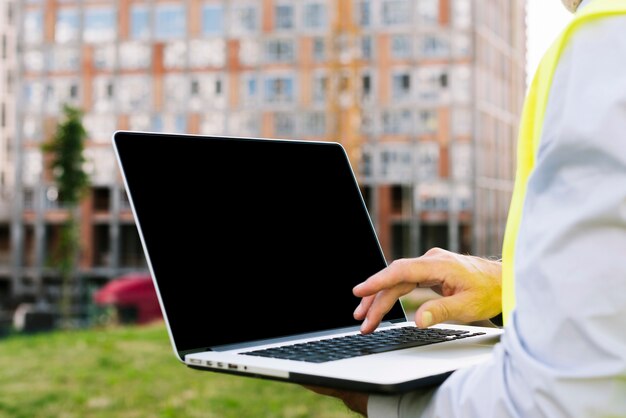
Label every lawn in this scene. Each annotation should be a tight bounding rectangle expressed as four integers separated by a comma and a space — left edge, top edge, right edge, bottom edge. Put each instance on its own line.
0, 323, 360, 418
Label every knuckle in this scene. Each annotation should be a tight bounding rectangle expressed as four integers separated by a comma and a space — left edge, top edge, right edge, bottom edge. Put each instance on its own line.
425, 247, 444, 257
389, 258, 413, 276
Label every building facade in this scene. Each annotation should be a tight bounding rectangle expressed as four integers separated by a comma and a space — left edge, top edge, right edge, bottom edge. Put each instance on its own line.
0, 0, 17, 308
4, 0, 526, 317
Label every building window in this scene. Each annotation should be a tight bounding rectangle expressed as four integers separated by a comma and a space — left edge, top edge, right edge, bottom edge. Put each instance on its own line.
265, 76, 294, 103
151, 115, 163, 132
190, 39, 226, 68
22, 81, 44, 112
416, 0, 439, 25
416, 67, 448, 102
131, 5, 150, 40
84, 113, 116, 142
55, 9, 80, 43
274, 112, 295, 136
382, 0, 410, 25
452, 33, 472, 57
239, 39, 260, 66
93, 76, 115, 112
231, 5, 258, 34
417, 142, 439, 180
155, 4, 186, 40
24, 151, 42, 186
311, 74, 327, 103
275, 4, 294, 30
455, 184, 472, 211
419, 183, 450, 211
240, 75, 258, 106
24, 10, 43, 45
452, 108, 471, 135
420, 35, 450, 58
391, 35, 412, 59
392, 72, 411, 100
202, 4, 224, 36
164, 41, 187, 69
22, 113, 43, 139
313, 37, 325, 61
360, 111, 375, 135
379, 145, 412, 182
129, 114, 151, 131
188, 74, 225, 111
50, 46, 80, 72
119, 42, 151, 70
452, 65, 471, 103
85, 147, 117, 186
362, 74, 372, 100
381, 109, 412, 135
118, 76, 152, 112
356, 0, 371, 27
69, 83, 79, 99
84, 8, 117, 43
201, 113, 225, 135
303, 2, 327, 29
452, 143, 471, 180
23, 50, 45, 73
161, 114, 187, 133
94, 45, 116, 70
228, 112, 259, 137
7, 2, 14, 25
265, 39, 294, 63
302, 112, 326, 136
453, 0, 472, 28
418, 110, 439, 134
361, 36, 373, 60
164, 75, 187, 111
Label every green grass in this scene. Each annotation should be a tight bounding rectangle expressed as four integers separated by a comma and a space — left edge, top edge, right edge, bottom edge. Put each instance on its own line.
0, 323, 359, 418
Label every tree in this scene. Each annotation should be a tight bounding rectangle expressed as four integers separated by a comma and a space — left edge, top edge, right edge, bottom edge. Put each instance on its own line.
41, 104, 90, 328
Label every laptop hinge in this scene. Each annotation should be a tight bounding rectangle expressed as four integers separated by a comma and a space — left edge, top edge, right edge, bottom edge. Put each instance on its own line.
390, 318, 406, 324
179, 347, 213, 359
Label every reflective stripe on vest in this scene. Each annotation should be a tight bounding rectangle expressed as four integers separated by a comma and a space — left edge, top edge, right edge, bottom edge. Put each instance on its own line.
501, 0, 626, 325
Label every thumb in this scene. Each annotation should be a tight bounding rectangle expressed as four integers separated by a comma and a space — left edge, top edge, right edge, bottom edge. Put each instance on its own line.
414, 295, 466, 328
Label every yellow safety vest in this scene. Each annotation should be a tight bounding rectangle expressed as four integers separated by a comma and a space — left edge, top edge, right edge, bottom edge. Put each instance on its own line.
501, 0, 626, 325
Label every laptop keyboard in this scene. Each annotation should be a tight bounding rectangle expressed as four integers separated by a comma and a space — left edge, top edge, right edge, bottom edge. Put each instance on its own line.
242, 326, 486, 363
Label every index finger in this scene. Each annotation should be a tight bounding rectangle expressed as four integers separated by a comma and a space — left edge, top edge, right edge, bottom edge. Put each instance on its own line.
353, 258, 441, 297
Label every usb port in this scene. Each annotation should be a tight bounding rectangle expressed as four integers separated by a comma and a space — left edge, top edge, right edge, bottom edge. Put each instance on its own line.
188, 358, 202, 365
228, 364, 238, 370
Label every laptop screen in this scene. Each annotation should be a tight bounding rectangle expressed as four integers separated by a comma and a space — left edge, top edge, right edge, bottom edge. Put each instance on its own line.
114, 132, 406, 353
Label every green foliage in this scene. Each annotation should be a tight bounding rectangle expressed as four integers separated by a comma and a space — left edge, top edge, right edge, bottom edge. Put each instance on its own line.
40, 104, 91, 326
41, 104, 90, 205
0, 324, 357, 418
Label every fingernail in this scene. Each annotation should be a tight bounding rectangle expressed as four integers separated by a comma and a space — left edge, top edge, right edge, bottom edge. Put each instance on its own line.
353, 304, 362, 316
421, 311, 433, 328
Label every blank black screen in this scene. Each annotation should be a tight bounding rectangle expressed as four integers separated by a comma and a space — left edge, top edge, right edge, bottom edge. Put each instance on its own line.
114, 132, 406, 353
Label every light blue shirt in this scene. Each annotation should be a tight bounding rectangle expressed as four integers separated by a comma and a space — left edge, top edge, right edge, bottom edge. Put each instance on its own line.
369, 0, 626, 416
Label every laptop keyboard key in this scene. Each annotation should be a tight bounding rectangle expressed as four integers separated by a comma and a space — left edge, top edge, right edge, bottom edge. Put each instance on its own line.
242, 326, 486, 363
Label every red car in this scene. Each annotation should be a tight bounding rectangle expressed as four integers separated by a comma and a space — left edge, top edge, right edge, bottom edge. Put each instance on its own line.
94, 273, 162, 325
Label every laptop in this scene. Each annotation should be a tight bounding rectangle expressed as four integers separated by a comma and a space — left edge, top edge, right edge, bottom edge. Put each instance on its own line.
112, 130, 503, 394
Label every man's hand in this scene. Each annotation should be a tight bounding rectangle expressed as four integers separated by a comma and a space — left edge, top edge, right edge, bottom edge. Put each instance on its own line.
353, 248, 502, 334
304, 386, 368, 416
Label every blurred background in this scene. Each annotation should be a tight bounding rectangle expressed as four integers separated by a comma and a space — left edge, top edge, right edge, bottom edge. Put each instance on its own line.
0, 0, 569, 416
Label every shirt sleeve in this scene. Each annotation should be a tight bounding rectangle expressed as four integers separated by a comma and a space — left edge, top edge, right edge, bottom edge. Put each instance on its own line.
368, 13, 626, 418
